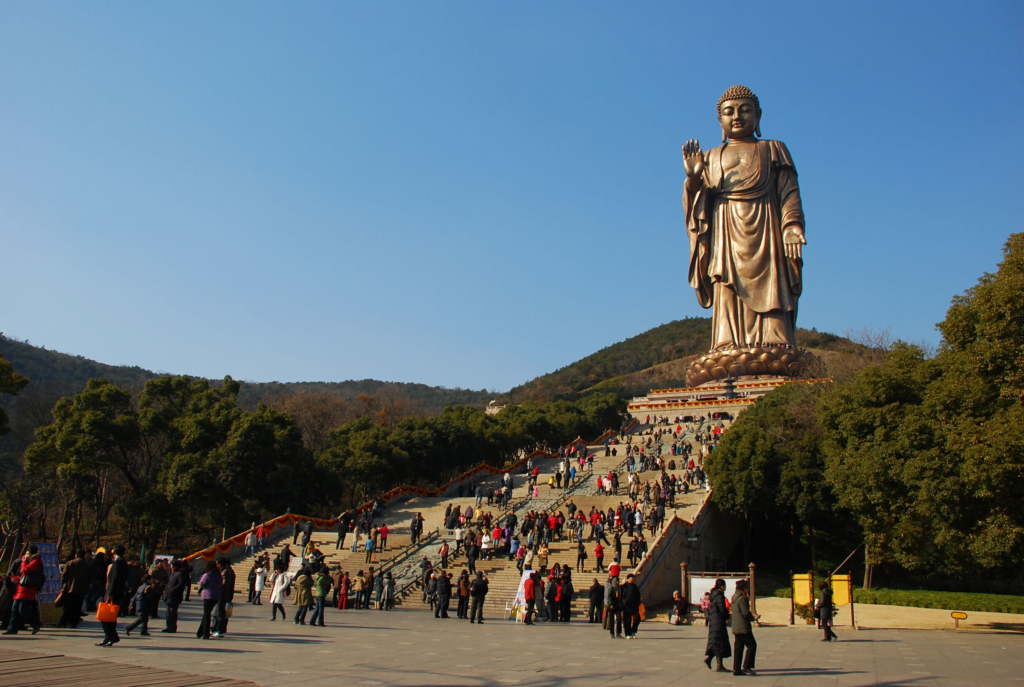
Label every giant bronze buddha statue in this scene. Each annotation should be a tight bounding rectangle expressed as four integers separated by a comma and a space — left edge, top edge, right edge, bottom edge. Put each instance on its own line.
682, 85, 814, 385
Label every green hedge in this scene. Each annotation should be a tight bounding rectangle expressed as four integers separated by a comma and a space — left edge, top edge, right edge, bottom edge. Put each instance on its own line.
772, 587, 1024, 614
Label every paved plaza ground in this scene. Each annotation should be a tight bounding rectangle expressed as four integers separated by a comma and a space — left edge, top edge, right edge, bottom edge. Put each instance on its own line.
2, 599, 1022, 686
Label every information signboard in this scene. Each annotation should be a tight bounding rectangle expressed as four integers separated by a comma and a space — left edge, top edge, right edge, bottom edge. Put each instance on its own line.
688, 573, 742, 608
29, 542, 61, 604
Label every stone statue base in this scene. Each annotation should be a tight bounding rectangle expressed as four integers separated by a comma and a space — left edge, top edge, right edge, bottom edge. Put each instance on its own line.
686, 346, 818, 387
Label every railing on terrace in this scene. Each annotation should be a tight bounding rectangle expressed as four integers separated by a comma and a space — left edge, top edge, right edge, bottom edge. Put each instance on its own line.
181, 425, 634, 567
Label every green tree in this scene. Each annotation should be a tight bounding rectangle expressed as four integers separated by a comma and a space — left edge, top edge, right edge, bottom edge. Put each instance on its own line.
819, 233, 1024, 579
0, 352, 29, 436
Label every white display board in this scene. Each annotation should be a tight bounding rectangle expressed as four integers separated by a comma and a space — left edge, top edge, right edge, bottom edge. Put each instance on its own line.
688, 574, 743, 609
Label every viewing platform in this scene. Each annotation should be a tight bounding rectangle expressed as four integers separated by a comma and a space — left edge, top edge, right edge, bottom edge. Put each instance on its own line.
627, 377, 829, 421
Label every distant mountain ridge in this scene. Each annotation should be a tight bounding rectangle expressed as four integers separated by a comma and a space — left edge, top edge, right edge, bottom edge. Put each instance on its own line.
0, 336, 494, 415
0, 319, 860, 417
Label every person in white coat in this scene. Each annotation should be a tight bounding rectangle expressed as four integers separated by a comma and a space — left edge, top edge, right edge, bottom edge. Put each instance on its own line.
253, 566, 267, 605
269, 570, 291, 621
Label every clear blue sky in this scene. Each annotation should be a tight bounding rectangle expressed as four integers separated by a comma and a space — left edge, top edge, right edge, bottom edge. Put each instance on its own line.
2, 2, 1021, 391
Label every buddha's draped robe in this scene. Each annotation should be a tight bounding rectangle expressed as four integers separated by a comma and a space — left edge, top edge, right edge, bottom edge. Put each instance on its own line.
684, 139, 805, 351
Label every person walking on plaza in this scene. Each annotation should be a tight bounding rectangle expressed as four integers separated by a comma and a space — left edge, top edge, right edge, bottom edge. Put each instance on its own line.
310, 566, 330, 627
817, 581, 838, 642
196, 561, 221, 640
731, 580, 759, 676
456, 570, 470, 619
544, 572, 558, 622
703, 579, 731, 672
253, 563, 267, 605
4, 546, 43, 636
558, 574, 573, 622
603, 575, 622, 638
523, 572, 537, 625
363, 568, 374, 609
59, 549, 91, 628
621, 573, 642, 638
125, 574, 157, 636
469, 571, 488, 624
384, 572, 396, 610
435, 571, 452, 618
97, 545, 128, 646
292, 567, 313, 625
211, 558, 234, 637
587, 578, 603, 623
162, 560, 188, 633
379, 523, 389, 551
269, 569, 290, 621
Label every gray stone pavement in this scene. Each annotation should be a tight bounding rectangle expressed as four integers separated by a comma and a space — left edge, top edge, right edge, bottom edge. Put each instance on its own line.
2, 599, 1022, 686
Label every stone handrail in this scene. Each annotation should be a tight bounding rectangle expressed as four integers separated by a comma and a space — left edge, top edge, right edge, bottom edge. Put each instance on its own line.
182, 424, 634, 564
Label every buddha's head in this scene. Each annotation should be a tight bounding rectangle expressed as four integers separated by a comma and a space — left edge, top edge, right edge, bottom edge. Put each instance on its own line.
717, 85, 761, 141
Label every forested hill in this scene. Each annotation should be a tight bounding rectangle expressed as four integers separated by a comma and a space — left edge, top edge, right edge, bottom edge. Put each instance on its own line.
503, 318, 863, 402
503, 317, 711, 402
0, 335, 158, 393
0, 336, 493, 416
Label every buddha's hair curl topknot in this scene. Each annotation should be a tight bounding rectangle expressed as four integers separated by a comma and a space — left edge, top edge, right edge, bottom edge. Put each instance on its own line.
717, 85, 760, 116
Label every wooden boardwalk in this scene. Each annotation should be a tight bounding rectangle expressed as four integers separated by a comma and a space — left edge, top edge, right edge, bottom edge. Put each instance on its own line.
0, 648, 256, 687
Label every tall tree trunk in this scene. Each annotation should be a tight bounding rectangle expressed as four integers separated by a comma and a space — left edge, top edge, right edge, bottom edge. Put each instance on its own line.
790, 521, 797, 559
72, 501, 83, 552
808, 525, 817, 573
39, 503, 48, 542
55, 504, 70, 559
863, 540, 872, 590
742, 513, 752, 564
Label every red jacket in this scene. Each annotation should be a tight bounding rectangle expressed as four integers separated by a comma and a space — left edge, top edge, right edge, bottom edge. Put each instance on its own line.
14, 556, 42, 601
524, 577, 536, 601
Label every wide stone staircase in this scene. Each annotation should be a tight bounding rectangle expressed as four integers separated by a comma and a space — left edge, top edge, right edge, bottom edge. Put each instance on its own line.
214, 421, 713, 620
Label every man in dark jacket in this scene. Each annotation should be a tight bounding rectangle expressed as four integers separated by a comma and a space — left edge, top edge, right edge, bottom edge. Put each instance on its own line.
558, 575, 574, 622
162, 560, 189, 632
60, 549, 92, 628
212, 558, 235, 636
434, 572, 452, 619
336, 513, 351, 550
98, 545, 129, 647
621, 573, 642, 638
468, 572, 488, 624
301, 520, 314, 550
544, 574, 558, 622
89, 551, 107, 612
703, 579, 731, 672
731, 580, 759, 676
587, 578, 603, 623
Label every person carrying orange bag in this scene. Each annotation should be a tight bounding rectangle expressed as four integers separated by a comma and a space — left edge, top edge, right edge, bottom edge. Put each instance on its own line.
97, 544, 128, 647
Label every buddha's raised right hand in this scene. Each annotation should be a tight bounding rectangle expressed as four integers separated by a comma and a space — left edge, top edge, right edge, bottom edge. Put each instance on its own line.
683, 140, 704, 179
